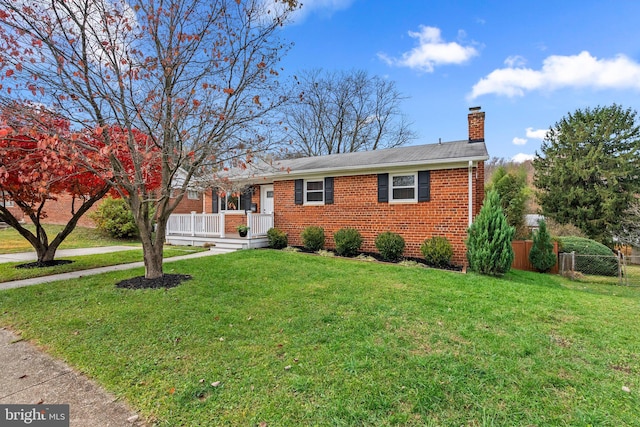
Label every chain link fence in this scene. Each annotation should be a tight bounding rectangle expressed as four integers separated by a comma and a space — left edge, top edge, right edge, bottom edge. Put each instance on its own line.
559, 252, 640, 286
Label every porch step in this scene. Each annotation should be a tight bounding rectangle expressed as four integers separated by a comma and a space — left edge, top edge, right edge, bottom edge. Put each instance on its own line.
165, 235, 269, 252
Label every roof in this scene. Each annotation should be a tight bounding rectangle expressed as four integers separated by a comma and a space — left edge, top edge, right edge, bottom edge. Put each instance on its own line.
228, 140, 489, 182
525, 214, 545, 227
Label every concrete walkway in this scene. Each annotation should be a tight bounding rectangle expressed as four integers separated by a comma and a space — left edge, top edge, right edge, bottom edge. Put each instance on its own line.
0, 328, 146, 426
0, 246, 224, 426
0, 247, 219, 291
0, 246, 140, 264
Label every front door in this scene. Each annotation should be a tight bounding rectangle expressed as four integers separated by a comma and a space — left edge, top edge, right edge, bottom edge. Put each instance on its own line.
261, 184, 274, 214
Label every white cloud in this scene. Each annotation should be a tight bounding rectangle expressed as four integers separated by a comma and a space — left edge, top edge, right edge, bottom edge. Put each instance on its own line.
470, 51, 640, 99
512, 137, 527, 145
504, 55, 526, 68
512, 153, 536, 163
378, 25, 478, 72
525, 127, 547, 140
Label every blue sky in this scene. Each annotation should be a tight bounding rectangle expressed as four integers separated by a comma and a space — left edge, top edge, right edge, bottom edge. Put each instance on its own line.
273, 0, 640, 161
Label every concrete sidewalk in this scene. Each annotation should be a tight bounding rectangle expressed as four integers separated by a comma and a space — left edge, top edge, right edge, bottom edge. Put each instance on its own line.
0, 247, 220, 290
0, 328, 146, 426
0, 246, 141, 264
0, 246, 224, 426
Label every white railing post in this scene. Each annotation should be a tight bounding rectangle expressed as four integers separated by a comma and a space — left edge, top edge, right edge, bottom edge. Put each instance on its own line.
190, 211, 196, 237
247, 211, 253, 239
220, 212, 225, 238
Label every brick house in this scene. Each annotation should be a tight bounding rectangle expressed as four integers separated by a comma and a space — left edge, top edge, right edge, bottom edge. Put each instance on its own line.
167, 107, 489, 265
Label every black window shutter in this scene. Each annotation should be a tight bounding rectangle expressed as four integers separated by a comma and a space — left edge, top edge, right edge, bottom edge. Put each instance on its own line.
241, 187, 253, 211
378, 173, 389, 203
418, 170, 431, 202
324, 177, 334, 205
212, 188, 219, 213
294, 179, 303, 205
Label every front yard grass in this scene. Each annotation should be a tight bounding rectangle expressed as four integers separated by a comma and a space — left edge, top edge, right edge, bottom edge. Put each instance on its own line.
0, 225, 139, 254
1, 250, 638, 426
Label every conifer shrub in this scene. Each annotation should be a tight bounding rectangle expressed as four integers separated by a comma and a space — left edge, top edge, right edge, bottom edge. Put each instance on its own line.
333, 228, 363, 257
90, 196, 139, 238
301, 226, 325, 251
266, 227, 288, 249
375, 231, 405, 262
420, 236, 453, 267
466, 189, 515, 275
528, 219, 557, 273
558, 236, 618, 276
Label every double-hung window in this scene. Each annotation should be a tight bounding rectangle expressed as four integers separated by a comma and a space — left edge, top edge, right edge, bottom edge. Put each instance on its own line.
390, 173, 417, 202
305, 180, 324, 204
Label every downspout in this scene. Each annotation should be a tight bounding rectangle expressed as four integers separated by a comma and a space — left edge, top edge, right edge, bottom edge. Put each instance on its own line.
468, 160, 473, 226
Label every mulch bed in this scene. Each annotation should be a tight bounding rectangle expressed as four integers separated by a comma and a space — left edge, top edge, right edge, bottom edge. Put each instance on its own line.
16, 260, 74, 269
116, 274, 192, 290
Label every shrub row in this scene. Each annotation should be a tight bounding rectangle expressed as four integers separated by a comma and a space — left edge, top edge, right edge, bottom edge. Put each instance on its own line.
267, 226, 454, 267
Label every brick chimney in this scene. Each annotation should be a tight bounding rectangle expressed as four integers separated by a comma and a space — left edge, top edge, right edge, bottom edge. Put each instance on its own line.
468, 106, 485, 143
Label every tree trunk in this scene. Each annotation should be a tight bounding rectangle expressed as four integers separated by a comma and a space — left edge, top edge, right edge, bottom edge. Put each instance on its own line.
139, 219, 164, 280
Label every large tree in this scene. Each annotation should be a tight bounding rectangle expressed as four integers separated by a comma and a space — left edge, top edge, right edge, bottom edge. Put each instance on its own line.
486, 165, 528, 239
0, 0, 297, 279
533, 104, 640, 246
283, 69, 416, 156
0, 105, 111, 264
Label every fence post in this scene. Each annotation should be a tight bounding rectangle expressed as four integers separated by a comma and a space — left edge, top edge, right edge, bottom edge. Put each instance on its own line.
190, 211, 196, 237
220, 212, 225, 238
247, 211, 253, 239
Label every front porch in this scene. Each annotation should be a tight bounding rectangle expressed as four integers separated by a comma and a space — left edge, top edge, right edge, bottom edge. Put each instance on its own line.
166, 212, 273, 252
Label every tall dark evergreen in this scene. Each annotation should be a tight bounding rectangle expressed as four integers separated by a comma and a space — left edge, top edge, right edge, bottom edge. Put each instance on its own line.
533, 104, 640, 247
466, 189, 515, 276
528, 219, 557, 273
487, 166, 528, 239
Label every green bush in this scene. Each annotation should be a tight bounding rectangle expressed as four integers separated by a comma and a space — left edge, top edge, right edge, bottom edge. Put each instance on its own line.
266, 228, 288, 249
420, 236, 453, 267
466, 190, 515, 276
90, 196, 139, 239
528, 219, 557, 273
558, 236, 617, 276
333, 228, 363, 257
301, 226, 325, 251
375, 231, 405, 262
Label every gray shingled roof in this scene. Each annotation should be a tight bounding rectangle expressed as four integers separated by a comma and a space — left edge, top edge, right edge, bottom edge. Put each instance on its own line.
228, 139, 489, 181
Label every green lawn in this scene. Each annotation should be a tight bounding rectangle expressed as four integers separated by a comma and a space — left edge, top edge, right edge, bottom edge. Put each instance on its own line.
1, 250, 638, 426
0, 225, 139, 254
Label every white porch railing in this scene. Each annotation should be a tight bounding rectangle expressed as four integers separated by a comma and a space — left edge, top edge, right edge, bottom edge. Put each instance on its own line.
247, 212, 274, 238
166, 212, 273, 239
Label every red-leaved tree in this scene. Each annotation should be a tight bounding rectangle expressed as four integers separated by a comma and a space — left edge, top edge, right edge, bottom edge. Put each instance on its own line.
0, 104, 111, 264
0, 0, 298, 280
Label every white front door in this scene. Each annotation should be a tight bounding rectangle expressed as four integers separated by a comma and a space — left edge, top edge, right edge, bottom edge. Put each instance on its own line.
261, 184, 274, 214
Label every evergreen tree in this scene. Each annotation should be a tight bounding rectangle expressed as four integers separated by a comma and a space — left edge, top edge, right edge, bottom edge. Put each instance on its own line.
528, 219, 557, 273
466, 189, 515, 276
533, 104, 640, 247
487, 165, 528, 238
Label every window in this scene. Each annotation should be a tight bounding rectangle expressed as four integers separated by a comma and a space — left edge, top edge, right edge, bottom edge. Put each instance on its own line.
221, 193, 240, 211
305, 180, 324, 203
187, 190, 199, 200
0, 200, 14, 208
390, 173, 417, 202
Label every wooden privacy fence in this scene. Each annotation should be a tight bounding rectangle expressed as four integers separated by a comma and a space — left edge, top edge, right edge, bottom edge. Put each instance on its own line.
511, 240, 559, 274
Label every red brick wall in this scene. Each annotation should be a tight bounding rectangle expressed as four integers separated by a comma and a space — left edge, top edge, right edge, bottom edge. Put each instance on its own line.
17, 193, 99, 228
171, 192, 205, 214
273, 165, 484, 266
